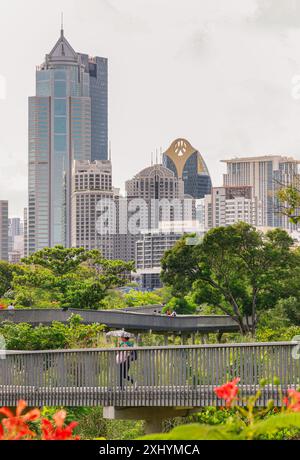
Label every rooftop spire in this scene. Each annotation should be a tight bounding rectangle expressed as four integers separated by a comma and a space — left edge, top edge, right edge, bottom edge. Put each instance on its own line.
61, 12, 64, 36
47, 19, 78, 64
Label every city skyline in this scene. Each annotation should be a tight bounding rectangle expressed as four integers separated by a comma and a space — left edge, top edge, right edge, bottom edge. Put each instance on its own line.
2, 0, 300, 217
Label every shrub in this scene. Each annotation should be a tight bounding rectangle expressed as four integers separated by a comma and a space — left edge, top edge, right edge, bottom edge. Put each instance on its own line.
139, 378, 300, 440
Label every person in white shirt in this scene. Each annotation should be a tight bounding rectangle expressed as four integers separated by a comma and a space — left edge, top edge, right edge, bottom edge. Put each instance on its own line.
7, 304, 15, 310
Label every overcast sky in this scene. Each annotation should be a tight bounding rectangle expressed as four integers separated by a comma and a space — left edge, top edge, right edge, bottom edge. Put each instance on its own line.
1, 0, 300, 216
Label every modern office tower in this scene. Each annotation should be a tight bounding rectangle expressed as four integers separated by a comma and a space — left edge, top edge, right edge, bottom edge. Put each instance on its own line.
204, 186, 261, 230
8, 217, 22, 252
195, 198, 206, 229
8, 217, 24, 263
222, 155, 300, 229
163, 138, 212, 199
71, 160, 114, 259
0, 201, 8, 261
77, 54, 108, 161
23, 208, 28, 258
125, 163, 185, 229
121, 164, 186, 262
135, 222, 204, 289
28, 28, 108, 254
8, 233, 24, 264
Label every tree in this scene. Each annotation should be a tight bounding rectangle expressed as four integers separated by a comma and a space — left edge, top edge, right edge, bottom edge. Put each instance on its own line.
124, 290, 162, 307
17, 246, 134, 309
62, 279, 107, 310
277, 185, 300, 224
161, 223, 295, 335
0, 261, 15, 297
163, 296, 196, 315
22, 246, 100, 276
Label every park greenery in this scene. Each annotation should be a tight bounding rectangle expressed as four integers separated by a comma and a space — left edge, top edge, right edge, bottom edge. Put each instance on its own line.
139, 378, 300, 441
161, 222, 300, 335
1, 223, 300, 440
0, 246, 134, 310
277, 184, 300, 225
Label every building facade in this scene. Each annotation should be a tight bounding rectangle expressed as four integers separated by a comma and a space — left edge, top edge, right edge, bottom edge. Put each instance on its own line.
222, 155, 300, 229
8, 217, 24, 263
0, 201, 8, 261
8, 217, 22, 252
120, 164, 186, 262
28, 28, 108, 254
71, 160, 114, 259
204, 186, 261, 230
135, 222, 204, 289
163, 138, 212, 199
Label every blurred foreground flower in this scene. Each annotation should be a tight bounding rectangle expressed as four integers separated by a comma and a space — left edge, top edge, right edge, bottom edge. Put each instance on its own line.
0, 401, 79, 440
214, 378, 240, 407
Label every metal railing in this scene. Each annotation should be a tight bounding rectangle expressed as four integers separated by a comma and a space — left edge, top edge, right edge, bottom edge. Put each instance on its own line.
0, 342, 299, 407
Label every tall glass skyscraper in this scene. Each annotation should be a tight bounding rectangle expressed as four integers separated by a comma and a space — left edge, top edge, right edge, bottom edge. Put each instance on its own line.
28, 29, 108, 254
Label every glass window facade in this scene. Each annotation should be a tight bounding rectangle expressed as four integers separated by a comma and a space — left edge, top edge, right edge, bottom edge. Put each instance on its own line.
28, 32, 108, 254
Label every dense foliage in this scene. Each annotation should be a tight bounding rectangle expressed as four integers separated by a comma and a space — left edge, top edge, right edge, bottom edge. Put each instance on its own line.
0, 314, 106, 350
0, 246, 133, 310
140, 378, 300, 440
161, 222, 300, 335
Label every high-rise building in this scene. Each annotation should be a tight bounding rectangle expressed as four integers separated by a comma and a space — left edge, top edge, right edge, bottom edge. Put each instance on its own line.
71, 160, 114, 259
163, 138, 212, 199
121, 164, 186, 261
204, 186, 261, 230
28, 28, 108, 254
0, 201, 8, 261
135, 222, 204, 289
8, 217, 22, 252
8, 217, 24, 264
23, 207, 28, 258
222, 155, 300, 229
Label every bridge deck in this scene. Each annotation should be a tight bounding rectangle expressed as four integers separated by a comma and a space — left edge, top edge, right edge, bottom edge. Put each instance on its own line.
0, 384, 292, 407
0, 309, 247, 333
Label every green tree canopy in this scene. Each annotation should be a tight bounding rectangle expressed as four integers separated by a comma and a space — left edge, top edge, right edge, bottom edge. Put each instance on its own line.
0, 261, 15, 297
15, 246, 134, 310
161, 222, 295, 335
22, 245, 100, 276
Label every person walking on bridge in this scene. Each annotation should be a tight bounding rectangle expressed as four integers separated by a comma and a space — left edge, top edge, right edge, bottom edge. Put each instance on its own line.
116, 334, 136, 389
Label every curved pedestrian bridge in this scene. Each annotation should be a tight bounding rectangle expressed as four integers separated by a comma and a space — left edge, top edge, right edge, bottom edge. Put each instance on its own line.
0, 342, 298, 408
0, 308, 247, 334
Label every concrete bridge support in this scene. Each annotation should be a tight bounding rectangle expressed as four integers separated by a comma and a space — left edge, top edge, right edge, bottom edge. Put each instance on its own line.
103, 406, 198, 435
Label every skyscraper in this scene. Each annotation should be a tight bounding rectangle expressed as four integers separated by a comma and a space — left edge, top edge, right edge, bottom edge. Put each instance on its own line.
204, 186, 261, 230
28, 28, 108, 254
71, 159, 115, 259
8, 217, 22, 252
119, 163, 186, 263
0, 201, 8, 261
222, 155, 300, 228
163, 138, 212, 199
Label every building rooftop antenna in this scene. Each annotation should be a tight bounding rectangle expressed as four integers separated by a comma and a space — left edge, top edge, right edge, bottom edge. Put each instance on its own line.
61, 12, 64, 36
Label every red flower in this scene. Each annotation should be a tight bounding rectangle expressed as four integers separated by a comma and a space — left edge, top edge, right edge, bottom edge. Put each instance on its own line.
214, 378, 240, 407
283, 389, 300, 412
41, 410, 79, 440
0, 400, 40, 440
